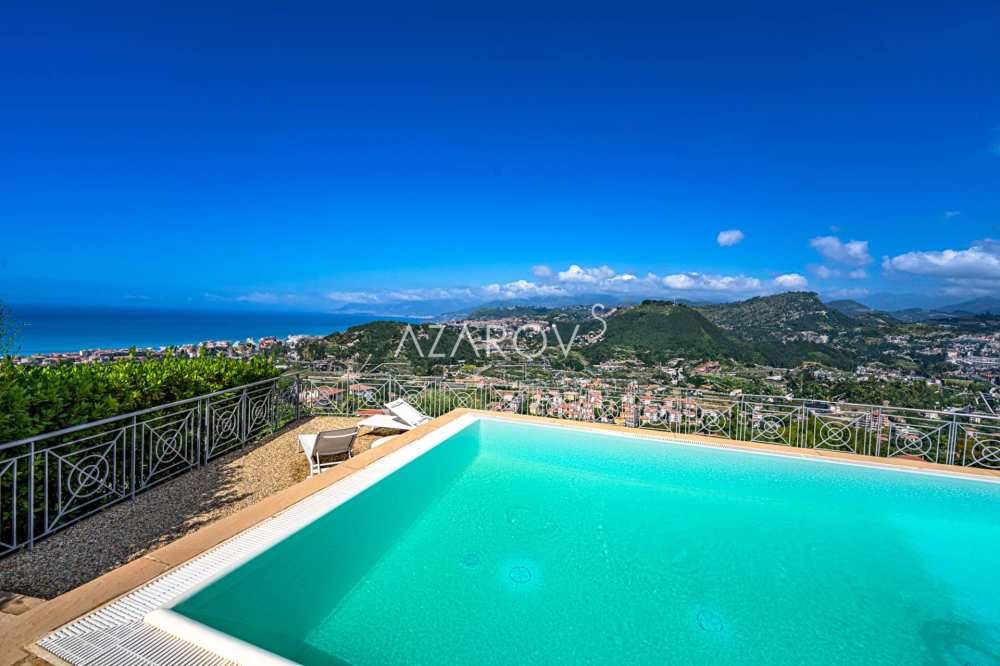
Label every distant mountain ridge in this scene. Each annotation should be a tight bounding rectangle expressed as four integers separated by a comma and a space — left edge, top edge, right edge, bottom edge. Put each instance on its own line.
826, 299, 872, 316
938, 296, 1000, 314
309, 290, 1000, 372
826, 299, 899, 325
586, 300, 760, 364
699, 292, 856, 342
330, 288, 1000, 326
587, 294, 859, 369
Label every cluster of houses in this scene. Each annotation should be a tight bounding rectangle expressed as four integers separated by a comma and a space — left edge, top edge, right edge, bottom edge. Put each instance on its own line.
14, 334, 323, 366
289, 371, 996, 462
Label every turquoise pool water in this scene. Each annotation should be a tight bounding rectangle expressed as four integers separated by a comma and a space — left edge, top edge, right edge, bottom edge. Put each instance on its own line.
173, 418, 1000, 664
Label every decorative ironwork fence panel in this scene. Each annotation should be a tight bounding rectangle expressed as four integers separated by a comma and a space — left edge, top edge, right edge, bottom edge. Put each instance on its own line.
805, 407, 871, 456
298, 375, 1000, 475
138, 406, 200, 488
956, 419, 1000, 469
3, 370, 1000, 560
0, 376, 296, 558
42, 427, 129, 535
877, 413, 951, 464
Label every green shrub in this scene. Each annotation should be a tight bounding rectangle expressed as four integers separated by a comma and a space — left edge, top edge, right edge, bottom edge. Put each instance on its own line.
0, 355, 280, 444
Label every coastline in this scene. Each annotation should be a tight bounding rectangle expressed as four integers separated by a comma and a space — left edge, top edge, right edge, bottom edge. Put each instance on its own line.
4, 304, 415, 357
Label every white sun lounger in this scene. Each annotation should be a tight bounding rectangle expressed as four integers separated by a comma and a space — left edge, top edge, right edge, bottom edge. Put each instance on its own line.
385, 398, 433, 428
298, 427, 357, 476
357, 399, 433, 432
356, 413, 414, 431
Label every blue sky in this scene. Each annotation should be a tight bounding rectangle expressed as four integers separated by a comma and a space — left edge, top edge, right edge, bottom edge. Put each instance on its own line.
1, 2, 998, 311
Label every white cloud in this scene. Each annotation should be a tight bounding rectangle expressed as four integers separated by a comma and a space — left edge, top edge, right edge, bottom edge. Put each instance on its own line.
320, 261, 823, 309
773, 273, 808, 289
810, 236, 873, 266
662, 272, 763, 292
325, 290, 382, 303
236, 292, 280, 304
812, 265, 837, 280
557, 264, 615, 283
483, 280, 566, 300
662, 274, 697, 290
882, 239, 1000, 280
943, 211, 961, 219
532, 264, 553, 278
324, 287, 477, 304
882, 239, 1000, 297
826, 287, 870, 299
386, 287, 476, 302
235, 292, 304, 304
716, 229, 745, 247
810, 265, 867, 280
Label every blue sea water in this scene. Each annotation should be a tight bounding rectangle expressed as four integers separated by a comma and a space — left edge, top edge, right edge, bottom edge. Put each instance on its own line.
174, 419, 1000, 665
4, 304, 414, 355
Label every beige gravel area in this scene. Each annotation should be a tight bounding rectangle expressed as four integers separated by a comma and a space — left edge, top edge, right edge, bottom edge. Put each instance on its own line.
0, 416, 386, 599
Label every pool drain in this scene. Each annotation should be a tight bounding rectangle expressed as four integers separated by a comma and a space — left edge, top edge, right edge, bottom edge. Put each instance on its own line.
509, 565, 533, 584
697, 610, 724, 633
460, 552, 481, 569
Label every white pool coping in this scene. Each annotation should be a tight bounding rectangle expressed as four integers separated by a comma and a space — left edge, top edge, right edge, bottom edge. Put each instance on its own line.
37, 412, 1000, 665
38, 413, 479, 666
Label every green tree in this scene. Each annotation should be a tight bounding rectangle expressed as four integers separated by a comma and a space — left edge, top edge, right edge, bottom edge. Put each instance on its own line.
0, 302, 18, 357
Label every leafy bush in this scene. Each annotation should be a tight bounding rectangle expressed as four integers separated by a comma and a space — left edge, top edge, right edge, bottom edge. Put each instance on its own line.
0, 355, 280, 444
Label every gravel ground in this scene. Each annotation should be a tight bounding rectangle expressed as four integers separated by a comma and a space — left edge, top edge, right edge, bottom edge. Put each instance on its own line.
0, 416, 384, 599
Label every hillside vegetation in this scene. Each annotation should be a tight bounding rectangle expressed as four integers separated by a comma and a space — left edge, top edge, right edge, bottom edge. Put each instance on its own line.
305, 293, 880, 372
585, 301, 760, 364
0, 355, 279, 443
698, 292, 857, 341
308, 320, 481, 374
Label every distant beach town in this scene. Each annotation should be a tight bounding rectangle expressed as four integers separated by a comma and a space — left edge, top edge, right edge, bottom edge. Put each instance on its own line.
12, 333, 324, 366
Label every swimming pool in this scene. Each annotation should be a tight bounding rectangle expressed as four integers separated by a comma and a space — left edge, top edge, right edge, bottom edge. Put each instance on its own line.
145, 414, 1000, 664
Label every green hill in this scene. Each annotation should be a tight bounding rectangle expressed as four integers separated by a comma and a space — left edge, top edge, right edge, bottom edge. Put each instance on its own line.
752, 340, 858, 370
305, 294, 865, 372
826, 299, 871, 316
698, 292, 858, 342
310, 320, 480, 373
828, 299, 899, 325
585, 300, 761, 364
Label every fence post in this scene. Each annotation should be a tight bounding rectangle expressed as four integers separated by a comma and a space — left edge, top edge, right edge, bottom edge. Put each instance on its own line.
130, 415, 138, 498
240, 388, 248, 448
203, 397, 211, 464
947, 415, 959, 466
871, 409, 883, 457
736, 394, 745, 441
270, 379, 279, 432
294, 375, 301, 421
26, 440, 35, 550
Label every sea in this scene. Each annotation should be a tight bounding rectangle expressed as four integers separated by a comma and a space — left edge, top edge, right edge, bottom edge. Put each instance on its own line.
4, 304, 420, 356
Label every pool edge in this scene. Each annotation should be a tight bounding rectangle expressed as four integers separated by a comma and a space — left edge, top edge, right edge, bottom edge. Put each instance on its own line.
145, 608, 297, 666
18, 408, 1000, 666
6, 411, 468, 666
32, 412, 478, 666
478, 413, 1000, 485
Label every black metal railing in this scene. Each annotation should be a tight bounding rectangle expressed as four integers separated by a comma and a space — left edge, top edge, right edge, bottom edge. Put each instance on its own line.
3, 371, 998, 558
